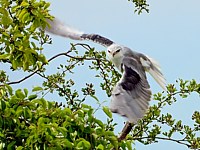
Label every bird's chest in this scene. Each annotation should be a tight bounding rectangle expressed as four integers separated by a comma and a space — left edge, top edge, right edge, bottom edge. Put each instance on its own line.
112, 57, 123, 72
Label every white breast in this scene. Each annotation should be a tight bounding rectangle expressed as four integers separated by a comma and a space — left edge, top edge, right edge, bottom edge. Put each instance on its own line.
111, 56, 123, 72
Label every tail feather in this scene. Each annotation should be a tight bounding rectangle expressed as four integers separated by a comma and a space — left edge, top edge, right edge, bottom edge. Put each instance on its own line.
45, 18, 83, 40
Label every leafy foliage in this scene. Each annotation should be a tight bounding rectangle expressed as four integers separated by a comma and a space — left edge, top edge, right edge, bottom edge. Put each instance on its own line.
128, 0, 149, 14
0, 0, 199, 150
0, 0, 51, 70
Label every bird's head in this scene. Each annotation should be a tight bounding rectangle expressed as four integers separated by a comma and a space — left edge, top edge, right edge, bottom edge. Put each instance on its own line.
107, 44, 123, 61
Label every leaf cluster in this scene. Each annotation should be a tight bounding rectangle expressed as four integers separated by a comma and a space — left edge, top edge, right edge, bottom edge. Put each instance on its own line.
128, 0, 149, 14
0, 83, 122, 149
0, 0, 51, 70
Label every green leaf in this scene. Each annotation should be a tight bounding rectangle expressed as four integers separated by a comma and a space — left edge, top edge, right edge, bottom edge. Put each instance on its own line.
76, 139, 91, 149
20, 1, 29, 7
32, 86, 43, 92
96, 144, 104, 150
7, 141, 16, 149
105, 131, 115, 136
61, 139, 73, 148
0, 54, 10, 60
90, 95, 99, 102
28, 94, 37, 100
0, 100, 6, 111
0, 7, 12, 26
24, 88, 28, 97
16, 106, 23, 116
95, 119, 104, 128
109, 136, 118, 149
16, 146, 24, 150
126, 141, 132, 150
18, 9, 27, 21
38, 54, 48, 64
15, 89, 26, 99
103, 106, 112, 118
6, 84, 13, 95
24, 107, 32, 119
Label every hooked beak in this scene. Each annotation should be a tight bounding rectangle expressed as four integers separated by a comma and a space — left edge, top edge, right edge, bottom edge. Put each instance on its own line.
112, 51, 117, 57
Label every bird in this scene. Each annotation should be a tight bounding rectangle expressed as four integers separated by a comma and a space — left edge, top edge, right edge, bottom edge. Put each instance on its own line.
45, 17, 166, 123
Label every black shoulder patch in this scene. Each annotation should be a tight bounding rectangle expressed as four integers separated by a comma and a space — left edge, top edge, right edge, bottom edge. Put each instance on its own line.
120, 65, 141, 91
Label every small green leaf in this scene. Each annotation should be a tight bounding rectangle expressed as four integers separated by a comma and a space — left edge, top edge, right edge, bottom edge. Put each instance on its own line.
76, 139, 91, 149
103, 106, 112, 118
0, 100, 6, 110
6, 84, 13, 95
0, 54, 10, 60
109, 136, 118, 149
16, 146, 23, 150
16, 106, 23, 116
105, 131, 115, 136
24, 107, 32, 119
20, 1, 29, 7
61, 139, 73, 148
126, 141, 132, 150
15, 89, 26, 99
7, 141, 16, 149
91, 95, 99, 102
96, 144, 104, 150
24, 88, 28, 97
95, 119, 104, 128
28, 94, 37, 100
32, 86, 43, 92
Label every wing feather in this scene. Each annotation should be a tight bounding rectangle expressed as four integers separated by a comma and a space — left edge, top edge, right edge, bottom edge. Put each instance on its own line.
45, 18, 83, 40
140, 56, 166, 90
110, 57, 151, 123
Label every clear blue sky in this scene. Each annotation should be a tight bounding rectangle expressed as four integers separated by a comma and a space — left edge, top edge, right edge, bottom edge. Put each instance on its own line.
3, 0, 200, 149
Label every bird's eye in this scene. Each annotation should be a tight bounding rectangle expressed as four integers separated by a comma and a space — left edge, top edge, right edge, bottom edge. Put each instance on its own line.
108, 50, 111, 53
116, 49, 121, 53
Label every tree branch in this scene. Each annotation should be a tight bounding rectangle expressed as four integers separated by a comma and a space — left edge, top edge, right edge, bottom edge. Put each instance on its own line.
118, 122, 134, 141
0, 43, 106, 86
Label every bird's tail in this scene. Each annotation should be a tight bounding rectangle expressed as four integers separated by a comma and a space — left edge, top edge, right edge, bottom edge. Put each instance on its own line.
140, 56, 166, 91
45, 18, 84, 40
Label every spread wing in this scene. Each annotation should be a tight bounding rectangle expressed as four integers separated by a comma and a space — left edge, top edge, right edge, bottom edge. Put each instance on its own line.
45, 18, 114, 47
110, 56, 151, 123
45, 18, 83, 40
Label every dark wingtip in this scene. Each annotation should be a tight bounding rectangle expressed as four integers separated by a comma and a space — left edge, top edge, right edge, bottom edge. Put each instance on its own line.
81, 34, 114, 47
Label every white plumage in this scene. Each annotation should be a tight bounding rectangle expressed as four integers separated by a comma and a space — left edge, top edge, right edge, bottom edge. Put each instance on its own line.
45, 18, 83, 40
107, 44, 166, 123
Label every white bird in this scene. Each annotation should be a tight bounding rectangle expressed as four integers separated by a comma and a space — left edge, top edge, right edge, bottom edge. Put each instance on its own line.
45, 18, 166, 123
107, 44, 166, 123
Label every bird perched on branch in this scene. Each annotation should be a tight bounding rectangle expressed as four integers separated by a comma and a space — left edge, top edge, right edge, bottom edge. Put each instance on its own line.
45, 18, 166, 123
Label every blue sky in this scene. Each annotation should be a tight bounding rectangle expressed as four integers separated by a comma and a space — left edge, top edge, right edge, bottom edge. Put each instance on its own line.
2, 0, 200, 149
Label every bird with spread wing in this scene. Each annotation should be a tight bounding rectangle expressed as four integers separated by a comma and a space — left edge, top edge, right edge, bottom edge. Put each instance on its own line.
45, 18, 166, 123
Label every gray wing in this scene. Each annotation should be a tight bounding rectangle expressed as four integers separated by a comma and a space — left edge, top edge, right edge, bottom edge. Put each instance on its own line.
110, 56, 151, 123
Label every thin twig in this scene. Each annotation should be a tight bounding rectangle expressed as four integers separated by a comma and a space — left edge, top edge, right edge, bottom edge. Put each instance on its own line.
132, 136, 191, 148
